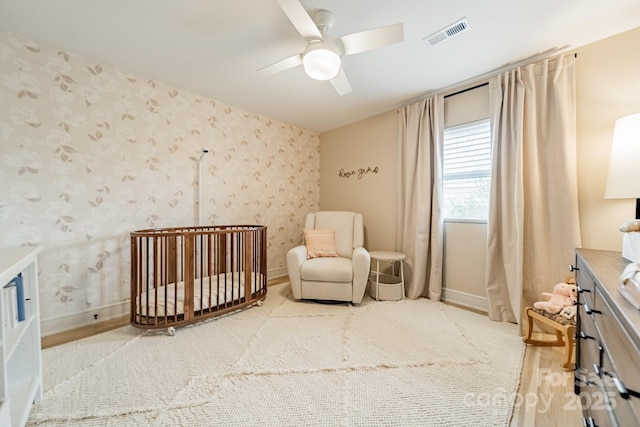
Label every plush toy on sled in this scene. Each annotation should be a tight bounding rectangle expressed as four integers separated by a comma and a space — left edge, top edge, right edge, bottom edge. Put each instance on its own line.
523, 277, 577, 369
533, 281, 578, 315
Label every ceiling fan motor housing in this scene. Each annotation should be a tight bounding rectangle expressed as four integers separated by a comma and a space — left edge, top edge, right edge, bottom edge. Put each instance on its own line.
312, 9, 335, 36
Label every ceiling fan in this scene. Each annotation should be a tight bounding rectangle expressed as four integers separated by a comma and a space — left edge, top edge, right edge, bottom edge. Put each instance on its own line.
258, 0, 404, 96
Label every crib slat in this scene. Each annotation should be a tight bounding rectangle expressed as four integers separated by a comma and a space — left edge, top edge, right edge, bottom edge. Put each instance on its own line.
244, 231, 252, 301
183, 234, 195, 321
130, 236, 138, 325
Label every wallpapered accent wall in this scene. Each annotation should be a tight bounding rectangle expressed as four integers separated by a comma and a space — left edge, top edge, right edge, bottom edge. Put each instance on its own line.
0, 31, 320, 323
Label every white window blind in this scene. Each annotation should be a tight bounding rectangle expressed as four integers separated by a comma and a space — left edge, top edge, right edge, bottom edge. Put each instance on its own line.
442, 119, 491, 221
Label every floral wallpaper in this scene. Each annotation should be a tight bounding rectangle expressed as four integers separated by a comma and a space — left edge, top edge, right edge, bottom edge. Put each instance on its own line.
0, 31, 320, 324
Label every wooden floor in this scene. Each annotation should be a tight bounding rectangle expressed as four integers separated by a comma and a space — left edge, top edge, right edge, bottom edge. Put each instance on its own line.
41, 278, 582, 426
510, 332, 582, 426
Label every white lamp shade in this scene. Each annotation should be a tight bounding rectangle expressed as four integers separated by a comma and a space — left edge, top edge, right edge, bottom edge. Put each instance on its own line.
605, 113, 640, 199
302, 42, 341, 81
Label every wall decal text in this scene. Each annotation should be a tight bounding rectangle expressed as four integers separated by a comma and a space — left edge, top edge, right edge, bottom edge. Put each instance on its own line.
338, 166, 379, 180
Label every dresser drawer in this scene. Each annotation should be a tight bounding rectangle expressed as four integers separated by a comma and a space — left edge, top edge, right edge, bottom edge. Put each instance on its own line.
577, 305, 600, 367
597, 347, 640, 427
580, 379, 617, 427
576, 262, 596, 308
595, 288, 640, 394
610, 387, 640, 426
595, 289, 640, 425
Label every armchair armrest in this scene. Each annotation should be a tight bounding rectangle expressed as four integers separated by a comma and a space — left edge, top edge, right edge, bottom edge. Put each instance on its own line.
351, 247, 371, 304
286, 245, 307, 299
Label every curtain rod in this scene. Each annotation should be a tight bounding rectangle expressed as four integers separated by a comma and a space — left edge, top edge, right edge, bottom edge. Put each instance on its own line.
439, 52, 577, 98
398, 50, 577, 107
443, 82, 489, 99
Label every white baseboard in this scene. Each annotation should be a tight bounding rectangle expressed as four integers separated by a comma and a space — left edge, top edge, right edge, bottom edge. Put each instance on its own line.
268, 266, 288, 280
41, 266, 290, 337
40, 301, 129, 337
441, 287, 488, 313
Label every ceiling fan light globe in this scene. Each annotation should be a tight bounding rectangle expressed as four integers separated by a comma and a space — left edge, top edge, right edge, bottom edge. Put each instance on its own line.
302, 47, 341, 80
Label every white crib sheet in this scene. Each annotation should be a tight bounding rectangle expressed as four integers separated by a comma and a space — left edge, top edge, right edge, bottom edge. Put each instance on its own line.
136, 272, 263, 317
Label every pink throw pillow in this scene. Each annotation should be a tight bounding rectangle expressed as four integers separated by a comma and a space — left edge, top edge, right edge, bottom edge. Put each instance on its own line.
303, 229, 339, 259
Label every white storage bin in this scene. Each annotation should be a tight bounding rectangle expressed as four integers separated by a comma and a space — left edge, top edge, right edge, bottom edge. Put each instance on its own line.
369, 272, 403, 301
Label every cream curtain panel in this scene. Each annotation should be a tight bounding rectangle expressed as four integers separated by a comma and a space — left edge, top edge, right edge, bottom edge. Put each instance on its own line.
396, 97, 444, 300
485, 54, 582, 324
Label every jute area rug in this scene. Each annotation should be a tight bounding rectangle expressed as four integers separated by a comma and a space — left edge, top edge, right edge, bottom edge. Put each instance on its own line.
28, 282, 524, 426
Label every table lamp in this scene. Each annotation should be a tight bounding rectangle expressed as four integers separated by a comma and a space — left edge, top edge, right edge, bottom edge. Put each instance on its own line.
605, 112, 640, 262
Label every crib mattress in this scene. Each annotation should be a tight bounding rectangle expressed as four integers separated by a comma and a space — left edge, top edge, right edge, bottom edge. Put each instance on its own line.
136, 272, 264, 317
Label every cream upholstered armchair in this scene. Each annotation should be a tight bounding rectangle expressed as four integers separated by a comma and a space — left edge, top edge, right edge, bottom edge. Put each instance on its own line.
287, 211, 371, 304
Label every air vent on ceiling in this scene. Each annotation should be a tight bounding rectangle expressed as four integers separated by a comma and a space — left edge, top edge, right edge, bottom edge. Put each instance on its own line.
424, 17, 470, 46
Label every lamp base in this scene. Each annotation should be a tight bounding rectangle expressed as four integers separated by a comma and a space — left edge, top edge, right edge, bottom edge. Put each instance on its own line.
622, 232, 640, 262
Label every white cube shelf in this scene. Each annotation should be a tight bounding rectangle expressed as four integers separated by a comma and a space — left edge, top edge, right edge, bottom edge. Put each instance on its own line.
0, 246, 43, 427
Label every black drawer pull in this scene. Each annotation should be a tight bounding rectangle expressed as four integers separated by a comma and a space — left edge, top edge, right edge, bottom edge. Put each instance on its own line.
593, 363, 602, 377
582, 416, 596, 427
570, 264, 579, 272
593, 363, 614, 380
583, 302, 601, 315
614, 377, 630, 399
613, 377, 640, 399
577, 285, 591, 293
576, 332, 595, 340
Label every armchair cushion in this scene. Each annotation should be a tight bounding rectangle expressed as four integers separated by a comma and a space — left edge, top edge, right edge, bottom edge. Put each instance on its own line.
303, 228, 339, 259
301, 257, 353, 282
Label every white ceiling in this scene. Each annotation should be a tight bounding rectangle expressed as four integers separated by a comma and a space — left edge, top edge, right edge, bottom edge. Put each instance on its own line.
1, 0, 639, 133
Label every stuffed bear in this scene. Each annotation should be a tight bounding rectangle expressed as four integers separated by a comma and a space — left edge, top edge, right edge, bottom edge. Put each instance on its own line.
559, 305, 577, 321
533, 282, 578, 315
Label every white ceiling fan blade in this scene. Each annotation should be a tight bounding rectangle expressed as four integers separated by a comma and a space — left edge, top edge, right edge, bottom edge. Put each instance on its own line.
340, 23, 404, 56
258, 54, 302, 75
276, 0, 322, 41
329, 68, 352, 96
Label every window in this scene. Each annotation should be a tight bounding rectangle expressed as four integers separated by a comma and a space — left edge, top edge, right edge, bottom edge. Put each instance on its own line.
442, 119, 491, 221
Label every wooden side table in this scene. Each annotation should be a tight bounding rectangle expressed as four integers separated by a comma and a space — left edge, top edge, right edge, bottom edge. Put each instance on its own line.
368, 251, 406, 301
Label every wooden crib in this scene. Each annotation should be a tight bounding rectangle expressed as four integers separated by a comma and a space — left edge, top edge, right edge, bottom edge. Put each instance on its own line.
130, 225, 267, 334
